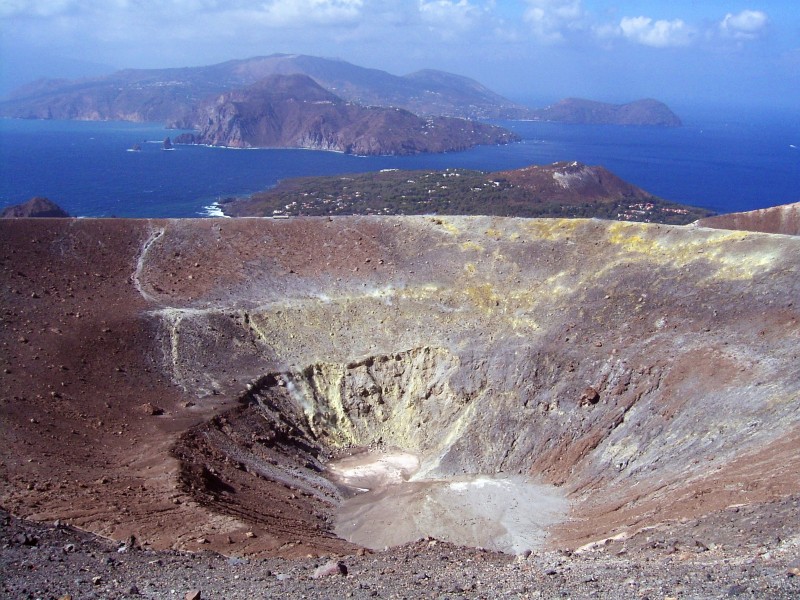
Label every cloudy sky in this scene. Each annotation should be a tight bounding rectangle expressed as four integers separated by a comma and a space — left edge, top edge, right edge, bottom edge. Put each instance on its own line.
1, 1, 798, 109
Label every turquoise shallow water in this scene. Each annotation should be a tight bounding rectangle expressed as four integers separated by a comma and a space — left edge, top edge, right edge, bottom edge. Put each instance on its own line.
1, 109, 798, 217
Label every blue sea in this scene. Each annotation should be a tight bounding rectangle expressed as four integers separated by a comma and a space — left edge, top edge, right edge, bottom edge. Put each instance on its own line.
1, 108, 798, 218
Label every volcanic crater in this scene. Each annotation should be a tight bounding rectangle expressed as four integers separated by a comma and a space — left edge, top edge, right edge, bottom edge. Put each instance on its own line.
2, 215, 799, 563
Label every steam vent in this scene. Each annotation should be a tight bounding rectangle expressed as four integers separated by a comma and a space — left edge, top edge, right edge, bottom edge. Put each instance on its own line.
2, 216, 799, 560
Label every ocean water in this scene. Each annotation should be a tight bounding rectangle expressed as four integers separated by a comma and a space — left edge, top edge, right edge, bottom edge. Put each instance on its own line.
1, 109, 798, 218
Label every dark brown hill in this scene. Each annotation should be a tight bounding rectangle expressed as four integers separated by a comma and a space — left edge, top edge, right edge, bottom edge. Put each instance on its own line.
173, 74, 518, 155
495, 161, 652, 203
1, 197, 69, 218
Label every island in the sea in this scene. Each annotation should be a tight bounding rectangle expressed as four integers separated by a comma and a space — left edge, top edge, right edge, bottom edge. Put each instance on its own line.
172, 74, 518, 156
0, 54, 683, 143
220, 161, 711, 224
530, 98, 682, 127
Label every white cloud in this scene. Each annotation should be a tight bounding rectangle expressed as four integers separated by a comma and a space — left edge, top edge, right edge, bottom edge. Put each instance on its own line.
619, 16, 693, 48
256, 0, 364, 27
0, 0, 83, 18
418, 0, 481, 32
523, 0, 585, 43
0, 0, 365, 25
720, 9, 768, 40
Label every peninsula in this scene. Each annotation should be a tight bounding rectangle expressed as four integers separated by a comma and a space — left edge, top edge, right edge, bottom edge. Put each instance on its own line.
173, 74, 518, 156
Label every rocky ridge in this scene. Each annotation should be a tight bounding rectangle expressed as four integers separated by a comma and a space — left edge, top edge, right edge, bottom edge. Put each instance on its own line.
697, 201, 800, 236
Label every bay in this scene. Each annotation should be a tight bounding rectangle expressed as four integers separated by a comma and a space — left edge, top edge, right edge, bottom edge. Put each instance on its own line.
1, 108, 798, 218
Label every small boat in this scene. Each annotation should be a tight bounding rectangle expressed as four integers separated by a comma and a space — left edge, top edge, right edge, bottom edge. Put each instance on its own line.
127, 143, 142, 152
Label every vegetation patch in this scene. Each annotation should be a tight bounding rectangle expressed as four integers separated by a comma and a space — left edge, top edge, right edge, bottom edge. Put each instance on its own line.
222, 165, 712, 225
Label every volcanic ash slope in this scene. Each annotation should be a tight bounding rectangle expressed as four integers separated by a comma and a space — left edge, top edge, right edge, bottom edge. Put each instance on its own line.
1, 216, 798, 558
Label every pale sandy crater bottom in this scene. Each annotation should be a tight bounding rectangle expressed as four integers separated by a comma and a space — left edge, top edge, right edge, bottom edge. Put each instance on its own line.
329, 451, 569, 554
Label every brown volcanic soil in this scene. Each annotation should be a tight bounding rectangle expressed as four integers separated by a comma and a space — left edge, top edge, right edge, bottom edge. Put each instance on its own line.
495, 161, 653, 204
698, 202, 800, 236
2, 216, 800, 596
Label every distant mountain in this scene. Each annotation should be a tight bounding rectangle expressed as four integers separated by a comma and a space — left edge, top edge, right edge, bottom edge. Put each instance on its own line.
221, 55, 532, 120
0, 54, 530, 123
0, 54, 680, 127
172, 74, 519, 156
531, 98, 681, 127
697, 202, 800, 236
2, 68, 219, 123
222, 161, 711, 223
1, 197, 70, 218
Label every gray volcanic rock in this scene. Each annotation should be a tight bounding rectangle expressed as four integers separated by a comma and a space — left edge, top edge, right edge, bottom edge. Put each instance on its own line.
173, 74, 519, 155
3, 507, 799, 599
532, 98, 682, 126
1, 197, 69, 218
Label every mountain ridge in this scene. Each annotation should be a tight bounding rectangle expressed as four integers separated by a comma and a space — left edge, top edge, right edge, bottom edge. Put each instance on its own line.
697, 202, 800, 236
0, 54, 681, 126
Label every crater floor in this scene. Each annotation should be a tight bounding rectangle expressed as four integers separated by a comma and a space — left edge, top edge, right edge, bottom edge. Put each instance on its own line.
1, 216, 799, 590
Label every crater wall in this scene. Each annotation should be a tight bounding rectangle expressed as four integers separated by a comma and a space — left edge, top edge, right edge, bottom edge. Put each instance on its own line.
1, 216, 798, 556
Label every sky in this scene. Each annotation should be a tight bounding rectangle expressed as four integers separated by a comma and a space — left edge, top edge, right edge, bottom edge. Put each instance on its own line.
1, 1, 798, 111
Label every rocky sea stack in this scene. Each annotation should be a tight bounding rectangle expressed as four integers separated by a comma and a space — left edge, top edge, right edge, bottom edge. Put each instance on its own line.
1, 197, 69, 218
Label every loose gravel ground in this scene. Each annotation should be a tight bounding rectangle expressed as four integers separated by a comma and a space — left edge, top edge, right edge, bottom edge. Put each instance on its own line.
3, 509, 799, 600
